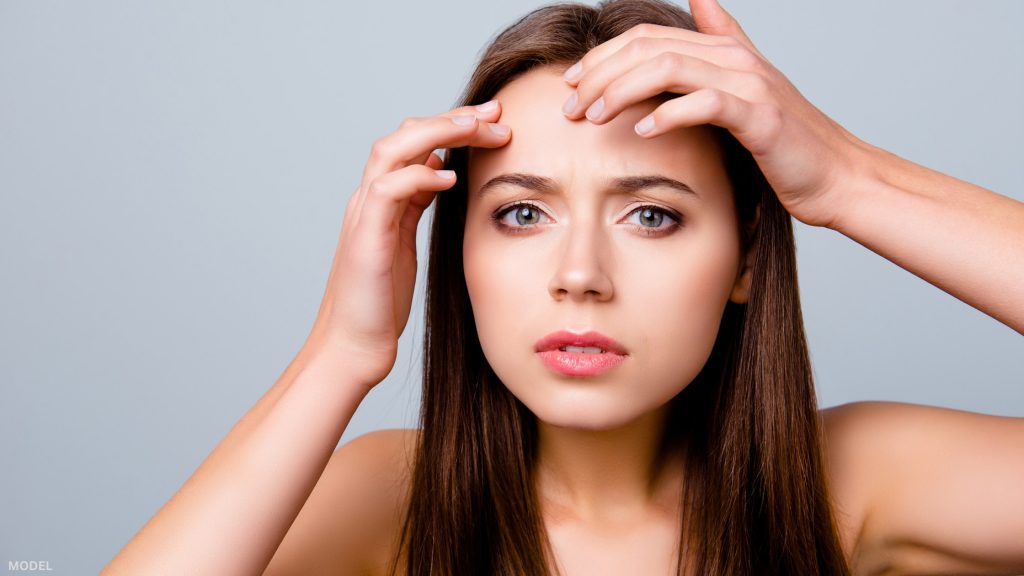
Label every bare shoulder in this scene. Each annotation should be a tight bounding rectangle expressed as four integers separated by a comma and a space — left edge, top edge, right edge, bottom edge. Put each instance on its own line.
817, 401, 953, 565
819, 401, 1024, 575
263, 427, 421, 576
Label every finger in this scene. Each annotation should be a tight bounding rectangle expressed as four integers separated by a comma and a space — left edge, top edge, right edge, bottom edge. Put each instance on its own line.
688, 0, 764, 59
356, 114, 509, 225
400, 101, 503, 127
397, 152, 447, 255
565, 39, 763, 121
351, 163, 457, 257
586, 53, 763, 125
424, 151, 445, 171
440, 99, 503, 119
362, 113, 510, 184
407, 102, 504, 167
396, 179, 442, 254
633, 88, 779, 153
340, 151, 444, 266
562, 22, 731, 86
367, 99, 503, 174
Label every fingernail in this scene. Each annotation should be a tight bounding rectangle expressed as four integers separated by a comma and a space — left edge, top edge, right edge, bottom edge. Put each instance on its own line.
635, 115, 655, 135
585, 97, 604, 121
475, 100, 498, 113
435, 170, 455, 179
562, 91, 578, 115
488, 123, 510, 136
452, 114, 475, 126
563, 62, 582, 81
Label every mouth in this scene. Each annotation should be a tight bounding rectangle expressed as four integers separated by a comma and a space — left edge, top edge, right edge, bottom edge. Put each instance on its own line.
534, 330, 628, 377
535, 348, 627, 377
533, 330, 628, 356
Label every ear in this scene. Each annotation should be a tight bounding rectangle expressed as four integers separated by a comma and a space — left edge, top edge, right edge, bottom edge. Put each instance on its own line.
729, 204, 759, 305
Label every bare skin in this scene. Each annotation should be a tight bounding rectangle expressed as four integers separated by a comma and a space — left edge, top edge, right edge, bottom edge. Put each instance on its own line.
102, 0, 1024, 575
329, 395, 1024, 576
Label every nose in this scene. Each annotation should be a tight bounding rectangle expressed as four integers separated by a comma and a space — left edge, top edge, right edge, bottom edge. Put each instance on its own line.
547, 219, 614, 303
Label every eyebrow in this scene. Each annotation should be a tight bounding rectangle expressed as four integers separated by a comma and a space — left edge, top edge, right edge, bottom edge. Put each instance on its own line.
476, 172, 700, 200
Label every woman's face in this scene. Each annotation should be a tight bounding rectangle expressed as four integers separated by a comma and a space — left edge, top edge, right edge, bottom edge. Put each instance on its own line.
464, 66, 750, 431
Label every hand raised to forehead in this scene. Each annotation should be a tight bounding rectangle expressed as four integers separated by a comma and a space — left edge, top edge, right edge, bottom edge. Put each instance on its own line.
313, 100, 511, 389
561, 0, 866, 230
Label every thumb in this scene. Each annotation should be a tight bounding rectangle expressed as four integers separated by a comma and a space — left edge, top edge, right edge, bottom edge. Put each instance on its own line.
689, 0, 763, 57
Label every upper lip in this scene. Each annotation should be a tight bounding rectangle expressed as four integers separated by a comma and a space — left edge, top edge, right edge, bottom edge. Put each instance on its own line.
533, 330, 628, 355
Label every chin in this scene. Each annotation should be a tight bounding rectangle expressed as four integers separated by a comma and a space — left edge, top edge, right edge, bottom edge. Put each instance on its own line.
516, 387, 662, 431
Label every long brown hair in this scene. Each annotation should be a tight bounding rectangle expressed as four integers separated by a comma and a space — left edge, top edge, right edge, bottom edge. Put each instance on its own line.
389, 1, 850, 574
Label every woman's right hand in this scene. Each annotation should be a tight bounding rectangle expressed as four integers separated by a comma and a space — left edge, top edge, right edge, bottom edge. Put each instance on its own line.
306, 100, 511, 391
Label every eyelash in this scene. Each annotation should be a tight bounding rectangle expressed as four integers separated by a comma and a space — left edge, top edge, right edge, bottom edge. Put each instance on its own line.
489, 201, 683, 237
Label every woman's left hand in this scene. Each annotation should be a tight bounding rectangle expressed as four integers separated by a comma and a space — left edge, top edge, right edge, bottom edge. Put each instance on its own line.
561, 0, 867, 229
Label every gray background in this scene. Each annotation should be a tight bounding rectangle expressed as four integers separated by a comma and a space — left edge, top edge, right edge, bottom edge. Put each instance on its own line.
1, 0, 1021, 573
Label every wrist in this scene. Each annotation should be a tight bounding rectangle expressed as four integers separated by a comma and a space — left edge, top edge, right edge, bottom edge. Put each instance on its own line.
294, 348, 374, 403
822, 132, 891, 234
297, 331, 394, 394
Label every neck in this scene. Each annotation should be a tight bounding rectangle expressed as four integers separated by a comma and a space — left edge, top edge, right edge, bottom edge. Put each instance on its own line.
533, 401, 684, 524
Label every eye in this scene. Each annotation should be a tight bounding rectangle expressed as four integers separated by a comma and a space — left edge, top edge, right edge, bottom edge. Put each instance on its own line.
490, 202, 551, 234
625, 205, 682, 236
489, 202, 683, 237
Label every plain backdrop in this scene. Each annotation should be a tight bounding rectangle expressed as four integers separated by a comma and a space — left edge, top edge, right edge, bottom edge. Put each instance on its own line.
1, 0, 1022, 573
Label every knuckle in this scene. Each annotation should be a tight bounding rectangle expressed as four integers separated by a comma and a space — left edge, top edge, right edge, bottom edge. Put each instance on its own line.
408, 163, 433, 178
600, 83, 621, 110
761, 104, 784, 137
629, 22, 658, 37
703, 89, 726, 114
743, 73, 771, 100
399, 117, 420, 130
731, 46, 761, 70
655, 50, 684, 71
370, 138, 393, 159
366, 178, 393, 199
574, 76, 593, 99
625, 36, 652, 58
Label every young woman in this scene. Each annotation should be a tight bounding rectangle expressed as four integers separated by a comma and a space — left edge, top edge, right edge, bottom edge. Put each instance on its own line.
102, 0, 1024, 574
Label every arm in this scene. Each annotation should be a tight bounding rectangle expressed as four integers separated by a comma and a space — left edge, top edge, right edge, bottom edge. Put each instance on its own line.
262, 428, 418, 576
101, 343, 371, 576
101, 98, 509, 575
830, 144, 1024, 334
823, 401, 1024, 575
558, 0, 1024, 571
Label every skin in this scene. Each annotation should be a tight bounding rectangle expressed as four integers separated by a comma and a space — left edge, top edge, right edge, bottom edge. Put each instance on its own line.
104, 0, 1024, 574
462, 68, 753, 573
462, 67, 750, 572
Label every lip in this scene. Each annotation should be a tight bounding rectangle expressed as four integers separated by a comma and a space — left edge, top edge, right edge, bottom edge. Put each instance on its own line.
534, 330, 629, 377
533, 330, 628, 355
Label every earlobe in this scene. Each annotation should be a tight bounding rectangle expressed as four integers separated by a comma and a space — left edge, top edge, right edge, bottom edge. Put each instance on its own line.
729, 264, 752, 304
729, 205, 760, 305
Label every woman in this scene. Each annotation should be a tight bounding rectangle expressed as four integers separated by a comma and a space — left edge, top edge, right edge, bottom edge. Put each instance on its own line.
102, 0, 1024, 574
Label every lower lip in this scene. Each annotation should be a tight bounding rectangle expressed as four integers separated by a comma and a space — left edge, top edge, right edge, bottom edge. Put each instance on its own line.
537, 350, 627, 377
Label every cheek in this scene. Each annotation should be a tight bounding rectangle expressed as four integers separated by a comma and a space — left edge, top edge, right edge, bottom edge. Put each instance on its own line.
625, 228, 740, 372
463, 226, 539, 349
646, 230, 739, 326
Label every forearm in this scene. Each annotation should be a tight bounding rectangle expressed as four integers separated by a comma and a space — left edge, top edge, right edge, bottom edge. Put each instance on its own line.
101, 342, 367, 576
831, 141, 1024, 334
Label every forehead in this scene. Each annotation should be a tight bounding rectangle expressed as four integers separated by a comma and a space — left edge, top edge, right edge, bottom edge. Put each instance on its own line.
467, 66, 729, 197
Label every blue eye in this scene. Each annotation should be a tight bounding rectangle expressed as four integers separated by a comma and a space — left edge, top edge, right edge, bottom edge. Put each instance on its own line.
489, 202, 682, 237
500, 204, 548, 227
628, 206, 676, 233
